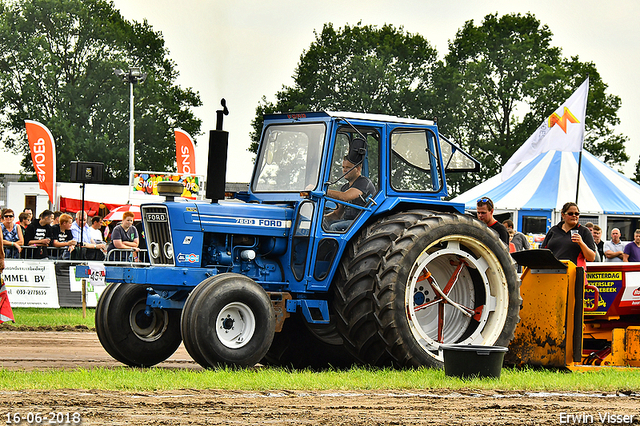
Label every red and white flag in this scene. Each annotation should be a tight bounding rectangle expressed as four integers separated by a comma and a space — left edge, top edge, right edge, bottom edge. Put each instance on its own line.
0, 278, 15, 324
501, 77, 589, 181
25, 120, 57, 203
175, 129, 196, 175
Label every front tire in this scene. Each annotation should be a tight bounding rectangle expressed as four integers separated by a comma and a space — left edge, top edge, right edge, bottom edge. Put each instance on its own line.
333, 211, 520, 368
181, 273, 276, 368
96, 283, 182, 367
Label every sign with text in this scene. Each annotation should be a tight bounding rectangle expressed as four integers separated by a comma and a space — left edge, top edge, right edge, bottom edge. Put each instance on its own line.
1, 260, 59, 308
25, 120, 57, 203
175, 129, 196, 175
70, 264, 107, 308
585, 270, 623, 315
132, 172, 203, 199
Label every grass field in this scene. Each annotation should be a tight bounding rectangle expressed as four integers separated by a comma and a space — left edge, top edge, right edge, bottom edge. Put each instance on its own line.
0, 307, 95, 329
1, 365, 640, 392
1, 308, 640, 393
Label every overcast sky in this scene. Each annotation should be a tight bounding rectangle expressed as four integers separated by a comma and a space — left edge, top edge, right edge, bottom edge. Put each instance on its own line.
3, 0, 639, 183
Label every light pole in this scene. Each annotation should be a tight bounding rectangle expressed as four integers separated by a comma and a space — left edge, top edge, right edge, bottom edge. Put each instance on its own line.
114, 67, 147, 190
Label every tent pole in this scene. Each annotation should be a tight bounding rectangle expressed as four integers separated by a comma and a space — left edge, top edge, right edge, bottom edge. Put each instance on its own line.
575, 151, 584, 205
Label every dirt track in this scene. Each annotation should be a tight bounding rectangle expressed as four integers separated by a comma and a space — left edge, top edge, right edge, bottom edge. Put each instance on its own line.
1, 331, 639, 425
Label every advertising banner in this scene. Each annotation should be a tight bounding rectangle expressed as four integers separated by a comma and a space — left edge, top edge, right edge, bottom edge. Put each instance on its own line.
132, 172, 203, 199
25, 120, 57, 203
175, 128, 196, 175
1, 260, 59, 308
619, 270, 640, 309
69, 264, 107, 308
585, 264, 640, 316
585, 270, 623, 315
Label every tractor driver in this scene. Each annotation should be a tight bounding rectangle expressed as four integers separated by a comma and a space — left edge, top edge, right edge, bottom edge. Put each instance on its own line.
324, 150, 375, 232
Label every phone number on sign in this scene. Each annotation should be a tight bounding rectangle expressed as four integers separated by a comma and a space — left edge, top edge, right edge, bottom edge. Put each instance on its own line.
5, 412, 81, 424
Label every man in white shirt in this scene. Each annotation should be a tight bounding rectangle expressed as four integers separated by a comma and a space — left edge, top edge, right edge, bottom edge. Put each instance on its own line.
87, 216, 107, 260
604, 228, 626, 262
71, 211, 95, 253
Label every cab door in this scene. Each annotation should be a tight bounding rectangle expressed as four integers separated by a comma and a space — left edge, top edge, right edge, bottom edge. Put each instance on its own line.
305, 122, 383, 291
290, 200, 315, 282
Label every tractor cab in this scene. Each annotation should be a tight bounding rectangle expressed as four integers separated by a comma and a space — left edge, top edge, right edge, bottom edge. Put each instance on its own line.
244, 111, 477, 219
238, 112, 482, 294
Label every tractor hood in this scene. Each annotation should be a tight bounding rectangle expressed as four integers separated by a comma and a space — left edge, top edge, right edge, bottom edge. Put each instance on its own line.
159, 201, 294, 238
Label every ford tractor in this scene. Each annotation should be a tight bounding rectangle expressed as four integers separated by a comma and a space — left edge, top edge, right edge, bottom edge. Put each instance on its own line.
89, 103, 521, 369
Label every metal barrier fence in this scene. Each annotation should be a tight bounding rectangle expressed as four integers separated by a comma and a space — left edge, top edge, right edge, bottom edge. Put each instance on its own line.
6, 245, 149, 265
105, 248, 150, 264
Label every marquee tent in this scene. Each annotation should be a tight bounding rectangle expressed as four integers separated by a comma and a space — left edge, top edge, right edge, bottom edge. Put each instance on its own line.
452, 150, 640, 236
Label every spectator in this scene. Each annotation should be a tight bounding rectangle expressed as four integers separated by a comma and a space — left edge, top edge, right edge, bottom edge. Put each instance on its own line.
0, 228, 4, 274
502, 219, 530, 252
1, 209, 23, 259
86, 216, 107, 261
134, 220, 147, 251
541, 202, 595, 266
604, 228, 625, 262
592, 225, 605, 261
476, 197, 509, 245
50, 213, 76, 260
106, 211, 139, 260
507, 229, 516, 253
22, 208, 33, 223
584, 223, 598, 261
52, 211, 63, 226
23, 210, 53, 259
17, 212, 30, 237
623, 230, 640, 262
71, 211, 93, 248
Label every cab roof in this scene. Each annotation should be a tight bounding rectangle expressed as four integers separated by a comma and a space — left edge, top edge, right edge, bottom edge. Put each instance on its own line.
263, 111, 435, 126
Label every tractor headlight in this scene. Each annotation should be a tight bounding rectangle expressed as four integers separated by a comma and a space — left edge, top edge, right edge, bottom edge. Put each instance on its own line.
164, 242, 173, 259
150, 242, 160, 259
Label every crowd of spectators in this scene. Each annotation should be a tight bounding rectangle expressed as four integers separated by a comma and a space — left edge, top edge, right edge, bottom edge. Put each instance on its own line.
476, 197, 640, 265
1, 207, 144, 262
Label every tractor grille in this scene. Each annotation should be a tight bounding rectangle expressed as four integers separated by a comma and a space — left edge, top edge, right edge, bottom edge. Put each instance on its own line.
142, 205, 175, 266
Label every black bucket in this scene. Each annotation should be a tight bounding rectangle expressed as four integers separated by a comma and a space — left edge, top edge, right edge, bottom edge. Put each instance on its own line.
441, 345, 508, 379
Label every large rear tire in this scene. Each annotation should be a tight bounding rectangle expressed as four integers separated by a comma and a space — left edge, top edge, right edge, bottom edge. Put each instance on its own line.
333, 211, 520, 368
95, 283, 182, 367
181, 273, 276, 368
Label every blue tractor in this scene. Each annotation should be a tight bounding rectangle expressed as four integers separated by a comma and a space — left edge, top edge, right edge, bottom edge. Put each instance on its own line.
92, 105, 521, 369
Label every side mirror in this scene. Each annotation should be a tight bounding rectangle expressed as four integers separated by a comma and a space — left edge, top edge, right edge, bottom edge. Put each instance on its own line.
346, 138, 367, 164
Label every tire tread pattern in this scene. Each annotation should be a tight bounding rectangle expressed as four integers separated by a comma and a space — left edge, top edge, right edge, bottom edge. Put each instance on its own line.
333, 210, 521, 368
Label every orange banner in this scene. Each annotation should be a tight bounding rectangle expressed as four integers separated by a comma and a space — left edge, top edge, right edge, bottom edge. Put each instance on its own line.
175, 128, 196, 175
25, 120, 56, 203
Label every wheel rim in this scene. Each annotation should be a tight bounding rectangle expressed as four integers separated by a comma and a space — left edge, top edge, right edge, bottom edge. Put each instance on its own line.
216, 302, 256, 349
129, 301, 169, 342
405, 235, 509, 362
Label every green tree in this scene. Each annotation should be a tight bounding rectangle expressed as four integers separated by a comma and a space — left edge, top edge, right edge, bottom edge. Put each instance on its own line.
252, 15, 628, 198
250, 22, 438, 153
435, 13, 628, 194
633, 157, 640, 185
0, 0, 202, 184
